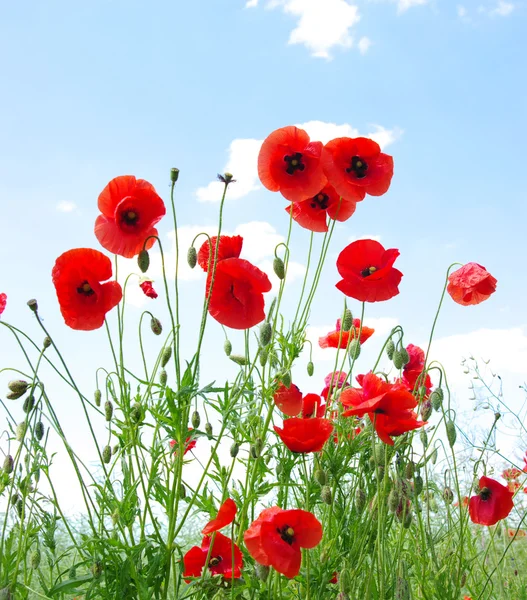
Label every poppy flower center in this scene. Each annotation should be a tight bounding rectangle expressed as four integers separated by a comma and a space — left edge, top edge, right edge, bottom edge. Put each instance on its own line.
208, 555, 222, 567
310, 193, 329, 210
77, 281, 95, 296
346, 156, 368, 179
278, 525, 296, 545
361, 266, 377, 278
120, 208, 140, 226
479, 487, 491, 501
284, 152, 305, 175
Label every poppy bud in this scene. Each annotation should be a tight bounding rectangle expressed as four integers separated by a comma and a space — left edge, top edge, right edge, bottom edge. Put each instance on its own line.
7, 391, 25, 401
400, 348, 410, 365
420, 429, 428, 448
191, 411, 201, 429
170, 167, 180, 183
16, 422, 26, 441
255, 563, 270, 582
429, 448, 438, 465
314, 469, 327, 486
374, 444, 386, 466
341, 309, 353, 332
179, 483, 186, 499
281, 371, 292, 388
30, 548, 41, 569
230, 443, 239, 458
349, 339, 361, 360
35, 421, 44, 441
205, 422, 213, 438
159, 369, 167, 386
102, 445, 112, 464
43, 336, 52, 349
273, 257, 285, 280
355, 488, 366, 512
259, 347, 268, 366
113, 444, 120, 455
129, 402, 142, 424
161, 346, 172, 367
223, 339, 232, 357
405, 462, 415, 480
230, 354, 247, 366
104, 400, 113, 422
91, 560, 103, 579
392, 350, 404, 370
3, 455, 14, 474
443, 487, 454, 504
420, 399, 432, 421
259, 322, 272, 347
430, 389, 443, 411
150, 317, 163, 335
27, 299, 38, 312
307, 361, 314, 376
446, 420, 456, 447
16, 498, 23, 518
251, 437, 263, 458
418, 385, 428, 398
321, 485, 332, 505
23, 395, 35, 413
386, 339, 395, 360
388, 488, 401, 513
8, 380, 28, 395
94, 389, 102, 407
138, 249, 150, 273
187, 246, 197, 269
414, 474, 424, 496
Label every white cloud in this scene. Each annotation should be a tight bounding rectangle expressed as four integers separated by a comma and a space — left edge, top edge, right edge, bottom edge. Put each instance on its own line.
348, 233, 383, 243
457, 4, 468, 17
489, 0, 514, 15
56, 201, 77, 213
246, 0, 258, 6
197, 121, 402, 203
397, 0, 428, 13
358, 36, 372, 55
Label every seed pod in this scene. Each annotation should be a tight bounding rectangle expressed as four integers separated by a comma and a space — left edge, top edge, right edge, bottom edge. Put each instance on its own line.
229, 354, 247, 366
355, 488, 366, 512
259, 347, 268, 366
137, 249, 150, 273
443, 487, 454, 504
16, 422, 27, 441
273, 257, 285, 280
35, 421, 45, 441
30, 548, 41, 569
3, 455, 14, 474
150, 317, 162, 335
43, 336, 52, 349
420, 399, 432, 421
102, 445, 112, 464
8, 380, 28, 395
23, 395, 35, 413
259, 322, 272, 347
205, 423, 213, 438
223, 339, 232, 356
191, 411, 201, 429
349, 340, 361, 360
342, 309, 353, 332
400, 348, 410, 365
94, 389, 102, 407
170, 167, 180, 183
321, 485, 332, 505
405, 462, 415, 480
307, 361, 314, 376
430, 389, 443, 411
130, 402, 143, 424
255, 563, 270, 582
230, 443, 239, 458
159, 369, 167, 386
161, 346, 173, 367
187, 246, 197, 269
414, 474, 424, 496
27, 299, 38, 312
446, 420, 457, 447
314, 469, 327, 486
282, 371, 292, 388
420, 429, 428, 448
104, 401, 113, 422
386, 339, 395, 360
392, 350, 404, 370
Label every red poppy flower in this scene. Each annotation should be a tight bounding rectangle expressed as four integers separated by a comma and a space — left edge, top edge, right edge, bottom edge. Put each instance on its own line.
447, 263, 497, 306
319, 318, 375, 349
502, 468, 522, 481
206, 258, 271, 329
469, 476, 514, 526
301, 393, 325, 418
52, 248, 123, 331
274, 417, 333, 453
183, 531, 243, 581
198, 235, 243, 272
336, 239, 402, 303
202, 498, 237, 535
508, 481, 521, 493
258, 126, 327, 202
285, 184, 356, 233
321, 370, 348, 400
94, 175, 166, 258
321, 137, 394, 202
139, 280, 158, 299
170, 428, 197, 456
330, 572, 338, 584
508, 528, 527, 539
274, 384, 303, 417
0, 293, 6, 317
402, 344, 432, 394
244, 507, 323, 578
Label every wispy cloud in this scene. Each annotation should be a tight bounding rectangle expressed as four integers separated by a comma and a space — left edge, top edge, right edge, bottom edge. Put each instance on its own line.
56, 201, 77, 213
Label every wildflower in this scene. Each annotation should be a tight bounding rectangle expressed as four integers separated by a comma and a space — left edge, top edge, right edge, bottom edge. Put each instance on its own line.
258, 126, 327, 202
321, 136, 394, 202
170, 428, 197, 456
286, 184, 356, 233
94, 175, 166, 258
197, 235, 243, 272
202, 498, 237, 535
502, 468, 522, 481
447, 263, 497, 306
301, 393, 326, 418
508, 528, 527, 539
321, 370, 349, 400
52, 248, 122, 330
469, 476, 514, 526
273, 384, 303, 417
183, 531, 243, 581
319, 318, 374, 349
0, 293, 6, 317
139, 280, 158, 299
400, 344, 432, 394
336, 239, 402, 302
274, 417, 333, 453
244, 507, 323, 578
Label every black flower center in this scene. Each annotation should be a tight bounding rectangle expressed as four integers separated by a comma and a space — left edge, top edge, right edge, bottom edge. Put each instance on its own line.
278, 525, 295, 545
284, 152, 305, 175
209, 555, 222, 567
77, 281, 95, 296
121, 209, 139, 226
479, 487, 491, 501
360, 266, 377, 278
310, 193, 329, 210
346, 156, 368, 179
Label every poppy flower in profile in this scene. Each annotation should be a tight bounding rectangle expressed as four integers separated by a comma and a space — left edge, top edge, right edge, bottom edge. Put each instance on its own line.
321, 370, 349, 400
0, 293, 6, 317
94, 175, 166, 258
286, 184, 357, 233
206, 258, 271, 329
52, 248, 123, 331
202, 498, 237, 535
336, 239, 402, 303
402, 344, 432, 394
170, 428, 197, 456
244, 507, 323, 578
139, 280, 158, 299
301, 393, 325, 418
273, 384, 303, 417
321, 137, 394, 202
183, 531, 243, 581
197, 235, 243, 272
469, 476, 514, 526
274, 417, 333, 453
319, 318, 375, 349
447, 263, 497, 306
258, 126, 327, 202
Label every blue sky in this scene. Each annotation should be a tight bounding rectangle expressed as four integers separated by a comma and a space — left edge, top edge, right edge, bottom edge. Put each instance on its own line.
1, 0, 526, 496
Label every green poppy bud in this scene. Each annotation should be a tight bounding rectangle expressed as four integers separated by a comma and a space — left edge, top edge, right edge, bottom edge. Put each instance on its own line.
400, 348, 410, 365
431, 388, 443, 411
179, 483, 186, 499
159, 369, 167, 386
191, 411, 201, 429
229, 354, 247, 366
388, 488, 401, 513
443, 487, 454, 504
8, 380, 28, 395
16, 422, 26, 441
355, 488, 366, 512
130, 402, 143, 424
94, 389, 102, 407
113, 444, 120, 455
429, 448, 438, 465
405, 462, 415, 480
273, 257, 285, 280
349, 339, 361, 360
420, 399, 432, 421
104, 401, 113, 422
187, 246, 197, 269
138, 249, 150, 273
386, 339, 395, 360
23, 395, 35, 413
161, 346, 172, 367
35, 421, 45, 441
102, 445, 112, 464
321, 485, 332, 505
420, 429, 428, 448
341, 309, 353, 332
259, 347, 268, 366
392, 350, 404, 369
230, 443, 239, 458
418, 385, 428, 398
374, 444, 386, 466
151, 317, 162, 335
307, 361, 314, 376
259, 322, 272, 347
446, 420, 456, 447
170, 167, 180, 183
205, 422, 213, 438
43, 336, 52, 349
414, 474, 424, 496
314, 469, 327, 486
224, 339, 232, 356
3, 455, 14, 474
16, 498, 23, 518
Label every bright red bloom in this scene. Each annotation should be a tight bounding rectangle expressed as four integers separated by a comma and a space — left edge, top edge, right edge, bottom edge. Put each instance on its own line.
502, 468, 523, 481
202, 498, 237, 535
508, 481, 521, 493
321, 370, 348, 400
170, 428, 197, 456
301, 394, 325, 418
508, 528, 527, 539
206, 258, 271, 329
0, 293, 6, 317
52, 248, 122, 331
321, 137, 394, 202
197, 235, 243, 272
273, 384, 303, 417
244, 507, 323, 579
402, 344, 432, 394
469, 476, 514, 526
319, 318, 375, 349
94, 175, 166, 258
258, 126, 327, 202
330, 572, 338, 584
274, 417, 333, 453
447, 263, 497, 306
139, 280, 158, 299
183, 531, 243, 581
336, 239, 402, 303
286, 184, 356, 233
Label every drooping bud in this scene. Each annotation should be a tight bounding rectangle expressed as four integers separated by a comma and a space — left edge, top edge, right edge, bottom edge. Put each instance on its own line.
307, 361, 314, 376
43, 336, 52, 349
355, 488, 366, 512
446, 420, 457, 447
170, 167, 180, 183
159, 369, 167, 386
187, 246, 197, 269
388, 488, 401, 513
251, 438, 263, 459
102, 446, 112, 464
259, 322, 272, 347
35, 421, 45, 441
138, 249, 150, 273
413, 474, 424, 496
113, 444, 120, 455
400, 348, 410, 365
259, 347, 268, 366
8, 380, 29, 396
273, 257, 285, 280
150, 317, 162, 336
16, 498, 23, 518
281, 371, 292, 388
3, 455, 14, 474
230, 354, 247, 366
420, 399, 432, 421
161, 346, 172, 367
30, 548, 41, 569
16, 422, 27, 441
27, 299, 38, 312
374, 444, 386, 466
341, 309, 353, 332
255, 563, 270, 582
104, 401, 113, 422
429, 448, 438, 465
405, 462, 415, 480
94, 390, 102, 407
386, 339, 395, 360
431, 388, 444, 411
230, 443, 239, 458
321, 485, 332, 505
392, 350, 404, 370
420, 429, 428, 448
129, 402, 143, 423
223, 339, 232, 356
443, 487, 454, 504
314, 469, 327, 486
348, 340, 361, 360
205, 422, 213, 438
191, 411, 201, 429
23, 395, 35, 413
